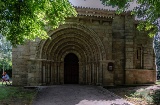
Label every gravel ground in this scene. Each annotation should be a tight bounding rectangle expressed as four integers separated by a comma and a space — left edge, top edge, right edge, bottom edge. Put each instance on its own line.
32, 85, 134, 105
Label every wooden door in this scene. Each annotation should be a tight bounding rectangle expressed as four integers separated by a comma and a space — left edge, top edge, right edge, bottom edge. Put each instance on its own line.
64, 53, 79, 84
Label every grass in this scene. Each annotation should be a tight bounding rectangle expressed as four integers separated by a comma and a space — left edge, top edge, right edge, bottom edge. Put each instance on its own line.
156, 80, 160, 85
108, 85, 160, 105
0, 81, 37, 105
130, 88, 160, 104
0, 80, 159, 105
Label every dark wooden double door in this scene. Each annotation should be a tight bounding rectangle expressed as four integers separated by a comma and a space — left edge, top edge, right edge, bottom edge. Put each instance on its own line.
64, 53, 79, 84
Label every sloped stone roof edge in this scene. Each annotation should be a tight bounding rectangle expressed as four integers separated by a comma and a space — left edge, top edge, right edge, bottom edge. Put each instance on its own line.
75, 6, 133, 18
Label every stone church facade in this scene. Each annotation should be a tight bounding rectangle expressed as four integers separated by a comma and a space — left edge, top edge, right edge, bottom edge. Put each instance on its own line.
12, 7, 156, 86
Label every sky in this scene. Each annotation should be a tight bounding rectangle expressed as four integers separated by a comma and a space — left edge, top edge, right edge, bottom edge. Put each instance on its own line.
69, 0, 137, 11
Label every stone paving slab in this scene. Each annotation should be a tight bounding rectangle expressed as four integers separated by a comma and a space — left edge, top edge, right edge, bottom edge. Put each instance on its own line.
32, 85, 134, 105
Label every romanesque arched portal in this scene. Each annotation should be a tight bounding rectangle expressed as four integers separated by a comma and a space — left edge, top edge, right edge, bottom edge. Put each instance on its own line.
37, 23, 107, 85
12, 7, 156, 86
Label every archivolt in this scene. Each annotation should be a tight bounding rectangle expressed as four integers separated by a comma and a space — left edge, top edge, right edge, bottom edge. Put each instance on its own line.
36, 23, 106, 62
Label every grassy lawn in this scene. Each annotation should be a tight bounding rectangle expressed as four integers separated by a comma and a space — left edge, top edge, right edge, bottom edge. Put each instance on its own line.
0, 82, 37, 105
156, 80, 160, 85
108, 84, 160, 105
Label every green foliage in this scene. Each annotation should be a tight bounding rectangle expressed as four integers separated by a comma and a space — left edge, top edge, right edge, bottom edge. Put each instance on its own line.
0, 0, 77, 46
156, 80, 160, 85
101, 0, 160, 36
151, 90, 160, 104
0, 35, 12, 71
130, 88, 160, 104
131, 89, 153, 103
137, 21, 158, 37
0, 86, 37, 104
101, 0, 134, 12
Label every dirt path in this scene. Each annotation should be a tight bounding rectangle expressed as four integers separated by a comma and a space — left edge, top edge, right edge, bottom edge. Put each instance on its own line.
32, 85, 134, 105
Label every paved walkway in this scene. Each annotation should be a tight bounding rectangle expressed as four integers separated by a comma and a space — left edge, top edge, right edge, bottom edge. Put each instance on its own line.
32, 85, 134, 105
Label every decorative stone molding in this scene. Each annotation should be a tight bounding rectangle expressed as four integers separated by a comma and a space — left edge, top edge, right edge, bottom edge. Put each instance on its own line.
36, 23, 107, 61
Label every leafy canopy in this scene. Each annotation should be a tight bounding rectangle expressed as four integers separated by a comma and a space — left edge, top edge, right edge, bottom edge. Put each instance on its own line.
0, 34, 12, 70
0, 0, 77, 46
101, 0, 160, 37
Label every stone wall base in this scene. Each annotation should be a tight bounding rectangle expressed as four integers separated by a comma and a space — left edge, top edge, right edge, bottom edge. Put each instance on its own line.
125, 69, 156, 84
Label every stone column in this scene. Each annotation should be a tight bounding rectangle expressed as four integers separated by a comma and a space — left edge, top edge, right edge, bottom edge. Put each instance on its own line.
59, 62, 64, 84
86, 62, 89, 84
91, 62, 95, 84
79, 62, 83, 84
57, 62, 60, 84
50, 62, 53, 84
83, 62, 87, 84
96, 62, 99, 85
51, 61, 57, 84
99, 62, 103, 85
42, 62, 45, 85
89, 62, 92, 84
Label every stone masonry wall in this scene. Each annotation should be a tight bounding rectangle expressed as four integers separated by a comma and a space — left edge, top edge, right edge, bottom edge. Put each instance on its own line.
12, 43, 30, 86
124, 15, 155, 84
125, 15, 134, 69
126, 69, 156, 84
112, 15, 125, 85
134, 30, 154, 69
27, 39, 41, 86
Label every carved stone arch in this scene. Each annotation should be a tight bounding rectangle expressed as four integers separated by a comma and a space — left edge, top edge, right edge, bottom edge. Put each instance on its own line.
48, 23, 106, 60
60, 50, 82, 62
53, 44, 88, 62
48, 37, 96, 62
36, 23, 107, 61
42, 31, 99, 62
45, 29, 99, 62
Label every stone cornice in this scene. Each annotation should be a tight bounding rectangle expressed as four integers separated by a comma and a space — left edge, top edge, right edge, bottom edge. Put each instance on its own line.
75, 7, 115, 18
75, 7, 132, 18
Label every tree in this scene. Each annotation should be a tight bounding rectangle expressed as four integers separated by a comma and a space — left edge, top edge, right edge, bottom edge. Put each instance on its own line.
154, 33, 160, 80
101, 0, 160, 80
0, 34, 12, 72
100, 0, 160, 37
0, 0, 77, 46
